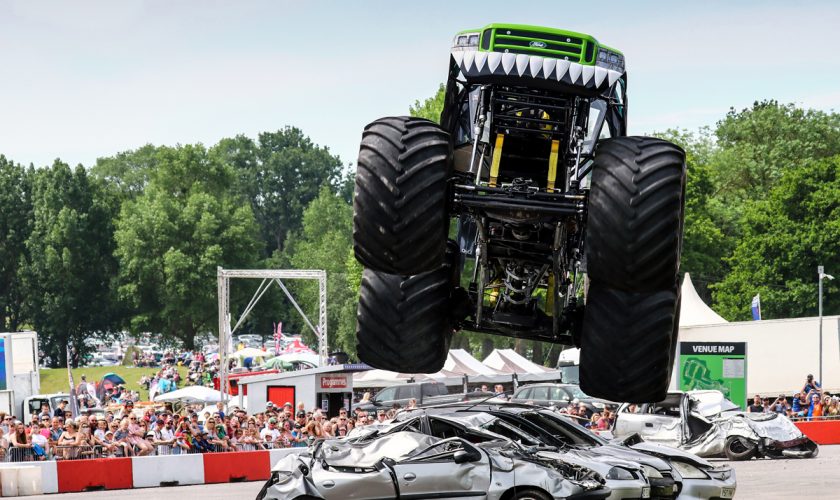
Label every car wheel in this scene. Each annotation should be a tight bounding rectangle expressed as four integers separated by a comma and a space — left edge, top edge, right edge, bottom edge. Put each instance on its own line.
509, 489, 552, 500
724, 436, 758, 461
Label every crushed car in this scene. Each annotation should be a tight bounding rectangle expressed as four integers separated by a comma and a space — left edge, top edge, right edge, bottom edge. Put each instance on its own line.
612, 390, 819, 460
256, 430, 610, 500
396, 403, 736, 500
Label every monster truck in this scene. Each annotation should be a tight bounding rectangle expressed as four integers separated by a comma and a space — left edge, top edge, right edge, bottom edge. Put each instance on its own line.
352, 24, 686, 403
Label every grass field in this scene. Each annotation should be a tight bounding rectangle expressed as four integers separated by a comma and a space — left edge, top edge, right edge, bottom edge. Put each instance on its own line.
39, 365, 190, 398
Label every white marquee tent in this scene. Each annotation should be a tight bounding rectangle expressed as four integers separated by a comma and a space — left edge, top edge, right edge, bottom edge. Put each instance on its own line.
482, 349, 561, 382
679, 273, 728, 327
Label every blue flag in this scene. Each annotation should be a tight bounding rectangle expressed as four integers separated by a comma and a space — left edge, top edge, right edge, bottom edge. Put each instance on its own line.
751, 294, 761, 321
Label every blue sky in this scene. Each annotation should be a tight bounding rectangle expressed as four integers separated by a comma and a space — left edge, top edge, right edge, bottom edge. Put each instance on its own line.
1, 1, 839, 169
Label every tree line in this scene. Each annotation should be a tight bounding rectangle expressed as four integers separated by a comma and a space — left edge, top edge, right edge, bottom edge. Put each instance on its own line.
2, 95, 838, 367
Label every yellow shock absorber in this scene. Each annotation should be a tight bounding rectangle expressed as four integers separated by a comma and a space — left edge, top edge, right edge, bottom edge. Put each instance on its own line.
489, 133, 504, 187
547, 139, 560, 192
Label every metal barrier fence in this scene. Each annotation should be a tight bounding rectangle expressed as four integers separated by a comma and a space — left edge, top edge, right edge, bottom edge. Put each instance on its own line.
2, 440, 306, 462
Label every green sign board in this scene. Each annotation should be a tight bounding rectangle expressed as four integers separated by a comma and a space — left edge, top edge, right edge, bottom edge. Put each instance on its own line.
679, 342, 747, 409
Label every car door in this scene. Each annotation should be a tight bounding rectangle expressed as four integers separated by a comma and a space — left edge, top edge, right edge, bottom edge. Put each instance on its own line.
316, 466, 397, 500
391, 440, 490, 500
529, 385, 550, 406
629, 403, 682, 446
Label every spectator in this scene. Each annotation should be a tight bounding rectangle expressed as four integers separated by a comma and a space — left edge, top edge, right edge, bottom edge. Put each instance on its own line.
0, 427, 8, 460
791, 392, 807, 419
407, 398, 417, 410
54, 400, 68, 419
747, 395, 764, 413
260, 418, 281, 442
29, 423, 48, 460
193, 431, 214, 453
113, 419, 134, 456
0, 414, 11, 435
808, 392, 823, 420
56, 420, 80, 459
127, 415, 154, 456
803, 374, 821, 396
37, 403, 51, 422
10, 422, 32, 460
93, 419, 119, 456
771, 395, 789, 414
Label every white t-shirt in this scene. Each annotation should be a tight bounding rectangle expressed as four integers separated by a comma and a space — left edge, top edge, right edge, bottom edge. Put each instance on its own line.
31, 433, 48, 447
259, 427, 280, 441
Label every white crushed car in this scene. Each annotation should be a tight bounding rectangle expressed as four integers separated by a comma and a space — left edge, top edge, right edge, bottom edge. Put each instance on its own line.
613, 390, 818, 460
256, 431, 610, 500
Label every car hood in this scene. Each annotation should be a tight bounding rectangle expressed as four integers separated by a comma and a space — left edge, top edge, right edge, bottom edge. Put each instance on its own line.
538, 447, 642, 476
582, 443, 671, 471
624, 439, 715, 468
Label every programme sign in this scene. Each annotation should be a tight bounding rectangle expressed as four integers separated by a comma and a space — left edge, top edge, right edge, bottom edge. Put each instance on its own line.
679, 342, 747, 409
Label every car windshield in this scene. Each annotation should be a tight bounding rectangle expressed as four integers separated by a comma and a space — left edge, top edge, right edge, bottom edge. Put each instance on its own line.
519, 411, 598, 446
563, 386, 589, 400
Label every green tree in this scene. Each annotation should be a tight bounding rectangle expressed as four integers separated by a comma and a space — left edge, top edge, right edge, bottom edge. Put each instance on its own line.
712, 155, 840, 320
22, 162, 120, 365
409, 84, 446, 123
114, 144, 261, 349
0, 156, 34, 331
212, 128, 346, 258
712, 101, 840, 204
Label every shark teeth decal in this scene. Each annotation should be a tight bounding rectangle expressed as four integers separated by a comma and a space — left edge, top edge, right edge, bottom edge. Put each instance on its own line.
474, 51, 488, 72
555, 59, 571, 81
463, 51, 475, 73
529, 56, 544, 78
542, 58, 556, 80
487, 52, 502, 73
515, 54, 530, 77
452, 51, 464, 67
594, 67, 608, 87
607, 69, 621, 87
581, 66, 595, 85
501, 53, 516, 74
452, 49, 622, 90
568, 63, 582, 84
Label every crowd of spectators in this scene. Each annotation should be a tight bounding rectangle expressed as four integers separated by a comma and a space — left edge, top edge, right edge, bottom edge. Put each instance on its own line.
0, 395, 416, 462
748, 374, 838, 420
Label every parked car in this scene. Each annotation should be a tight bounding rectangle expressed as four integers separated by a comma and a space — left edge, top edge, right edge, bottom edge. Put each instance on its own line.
352, 381, 492, 412
510, 383, 611, 412
395, 403, 737, 500
257, 431, 609, 500
612, 390, 819, 461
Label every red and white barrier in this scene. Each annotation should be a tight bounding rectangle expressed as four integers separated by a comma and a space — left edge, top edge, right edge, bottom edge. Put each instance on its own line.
0, 448, 304, 495
132, 454, 205, 488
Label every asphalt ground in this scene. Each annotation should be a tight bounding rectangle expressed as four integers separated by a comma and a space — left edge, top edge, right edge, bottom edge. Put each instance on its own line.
26, 445, 840, 499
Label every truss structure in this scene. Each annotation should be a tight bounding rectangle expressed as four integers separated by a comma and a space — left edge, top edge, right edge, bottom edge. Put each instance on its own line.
217, 267, 327, 403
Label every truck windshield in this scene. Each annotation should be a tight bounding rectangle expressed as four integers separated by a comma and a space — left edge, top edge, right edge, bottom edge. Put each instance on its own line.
559, 365, 579, 385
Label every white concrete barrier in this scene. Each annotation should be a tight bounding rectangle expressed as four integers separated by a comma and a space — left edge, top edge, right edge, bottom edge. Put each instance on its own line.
0, 462, 56, 495
132, 454, 205, 488
0, 467, 19, 497
16, 466, 42, 496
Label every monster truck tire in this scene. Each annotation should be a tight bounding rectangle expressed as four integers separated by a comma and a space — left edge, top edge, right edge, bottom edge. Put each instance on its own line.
724, 436, 758, 461
356, 266, 454, 373
579, 282, 680, 403
586, 136, 686, 292
353, 116, 451, 275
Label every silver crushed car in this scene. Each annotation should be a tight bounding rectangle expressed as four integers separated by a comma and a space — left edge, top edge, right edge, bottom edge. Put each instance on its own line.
613, 390, 818, 460
401, 403, 736, 500
255, 430, 610, 500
